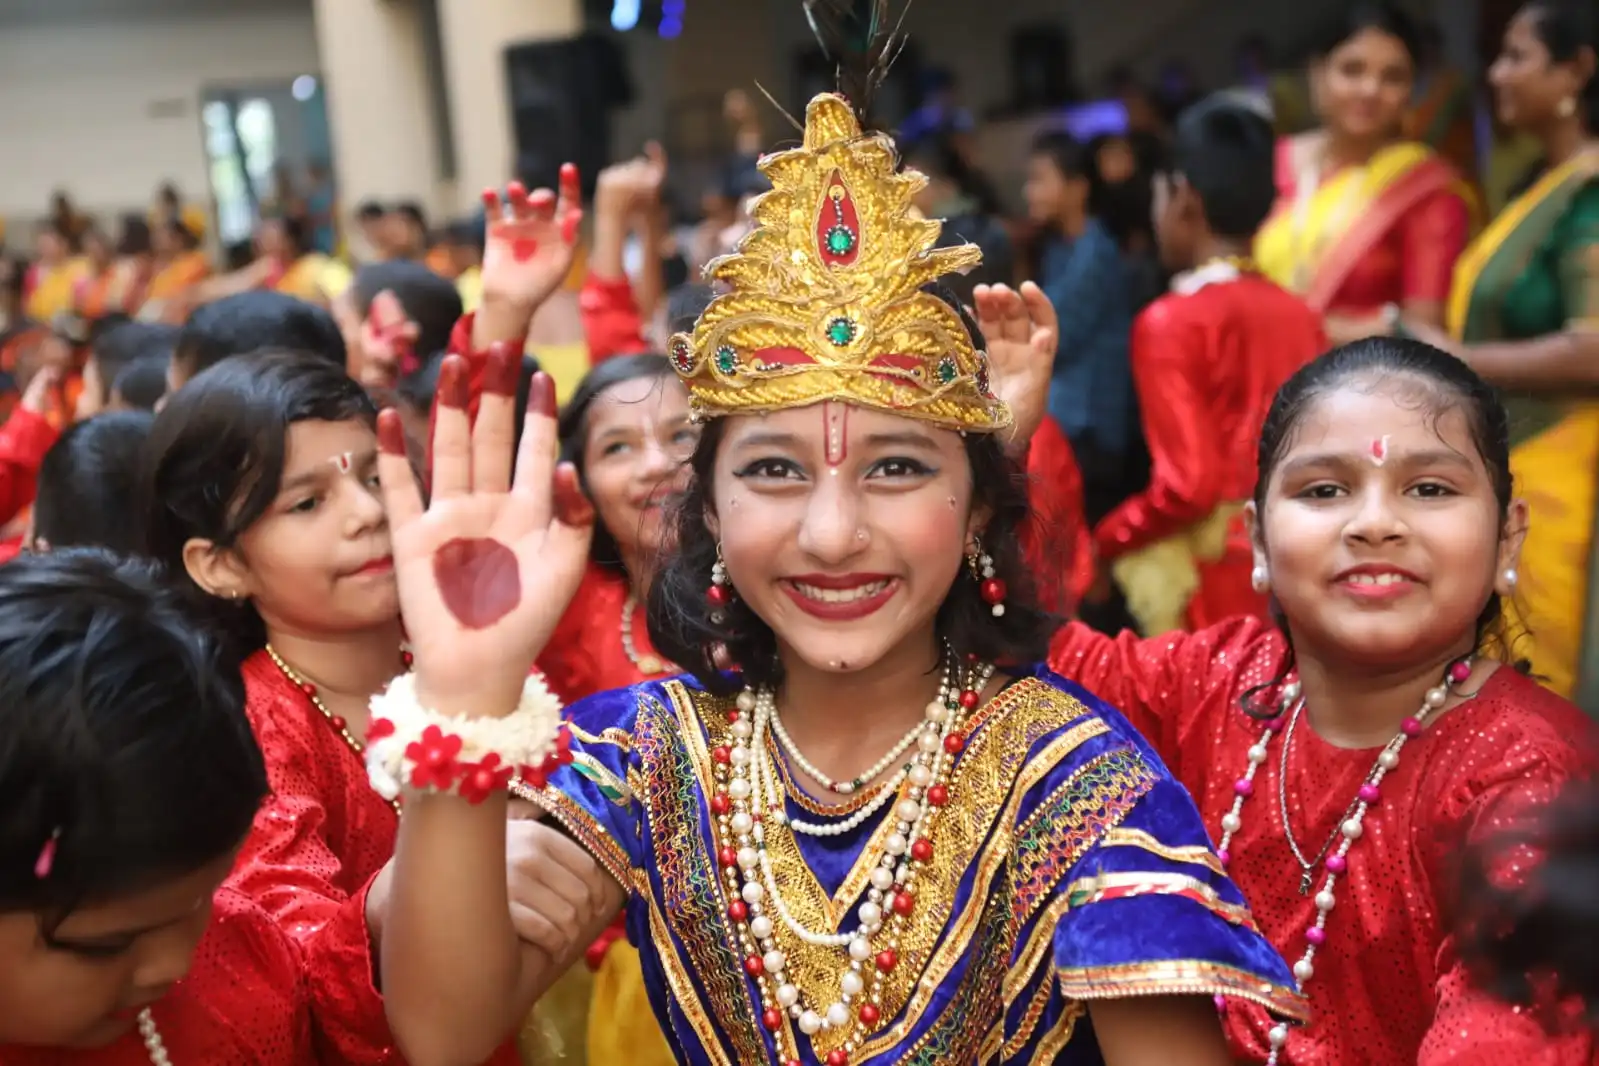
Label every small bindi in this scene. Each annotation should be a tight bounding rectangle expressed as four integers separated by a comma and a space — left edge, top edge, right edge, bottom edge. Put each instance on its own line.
1369, 436, 1391, 467
822, 401, 848, 467
329, 451, 354, 474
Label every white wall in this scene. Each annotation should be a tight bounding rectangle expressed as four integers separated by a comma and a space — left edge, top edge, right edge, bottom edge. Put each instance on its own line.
0, 8, 319, 223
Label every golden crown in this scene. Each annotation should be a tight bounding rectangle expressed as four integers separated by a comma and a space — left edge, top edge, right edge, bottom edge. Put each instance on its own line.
667, 93, 1010, 433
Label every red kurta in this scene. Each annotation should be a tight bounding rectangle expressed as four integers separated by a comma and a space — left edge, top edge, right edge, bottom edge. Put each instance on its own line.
2, 888, 391, 1064
0, 407, 60, 531
1020, 415, 1094, 615
227, 651, 520, 1066
1049, 617, 1598, 1065
538, 563, 673, 707
1094, 267, 1324, 628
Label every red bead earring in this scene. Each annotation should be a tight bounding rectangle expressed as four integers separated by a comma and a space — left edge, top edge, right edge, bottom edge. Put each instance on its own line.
707, 544, 733, 624
968, 538, 1006, 618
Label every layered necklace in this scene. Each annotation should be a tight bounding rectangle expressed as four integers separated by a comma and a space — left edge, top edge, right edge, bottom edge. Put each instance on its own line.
711, 649, 991, 1066
265, 643, 412, 815
1214, 655, 1473, 1063
137, 1009, 169, 1065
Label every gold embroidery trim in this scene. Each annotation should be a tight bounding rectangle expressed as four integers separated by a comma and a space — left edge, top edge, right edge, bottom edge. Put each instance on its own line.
569, 722, 634, 753
1055, 958, 1308, 1021
527, 784, 633, 890
1099, 826, 1228, 877
1062, 871, 1259, 931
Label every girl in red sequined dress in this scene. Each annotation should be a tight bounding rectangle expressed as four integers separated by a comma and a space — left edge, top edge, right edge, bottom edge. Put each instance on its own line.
1050, 336, 1598, 1065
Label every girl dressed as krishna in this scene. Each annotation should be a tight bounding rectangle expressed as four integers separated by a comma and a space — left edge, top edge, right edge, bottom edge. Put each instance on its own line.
366, 13, 1304, 1064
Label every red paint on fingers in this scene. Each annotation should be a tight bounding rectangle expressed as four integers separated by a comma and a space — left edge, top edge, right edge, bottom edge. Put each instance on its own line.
552, 463, 595, 527
377, 408, 408, 456
433, 537, 522, 629
558, 163, 580, 204
507, 181, 529, 212
526, 371, 556, 419
483, 343, 520, 397
482, 187, 501, 213
561, 207, 583, 246
437, 355, 470, 410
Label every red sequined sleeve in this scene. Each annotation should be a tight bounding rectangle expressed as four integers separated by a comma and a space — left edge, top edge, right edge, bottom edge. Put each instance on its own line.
1417, 711, 1597, 1064
0, 406, 59, 526
1400, 187, 1471, 305
579, 273, 650, 362
1047, 616, 1282, 778
1094, 304, 1221, 561
1021, 415, 1093, 614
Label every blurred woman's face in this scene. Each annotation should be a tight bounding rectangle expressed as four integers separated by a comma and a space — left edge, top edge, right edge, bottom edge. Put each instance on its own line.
1023, 154, 1085, 225
581, 374, 696, 561
34, 230, 67, 263
255, 220, 288, 260
1314, 28, 1415, 143
1489, 9, 1592, 131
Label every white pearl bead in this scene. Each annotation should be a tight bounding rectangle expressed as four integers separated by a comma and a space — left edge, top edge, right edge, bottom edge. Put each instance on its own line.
741, 882, 764, 904
826, 1002, 850, 1028
896, 799, 922, 822
918, 731, 940, 753
738, 847, 759, 870
777, 983, 799, 1007
731, 812, 753, 834
1315, 891, 1336, 912
908, 763, 932, 788
732, 719, 753, 738
886, 833, 908, 855
1269, 1024, 1289, 1048
729, 778, 751, 799
751, 915, 774, 940
764, 950, 787, 974
730, 746, 750, 766
1221, 812, 1242, 833
870, 867, 895, 891
1425, 686, 1447, 708
1378, 749, 1400, 770
1283, 682, 1301, 702
1293, 958, 1314, 982
849, 937, 871, 961
737, 690, 756, 711
992, 603, 1005, 617
925, 700, 947, 722
841, 970, 864, 996
859, 902, 882, 927
1247, 744, 1268, 764
1341, 818, 1363, 839
799, 1010, 822, 1035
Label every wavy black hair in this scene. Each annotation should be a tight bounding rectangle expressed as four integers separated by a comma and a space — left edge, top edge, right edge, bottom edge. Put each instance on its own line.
142, 350, 376, 665
1524, 0, 1599, 131
646, 290, 1056, 695
557, 353, 680, 574
0, 549, 266, 927
1313, 0, 1423, 66
1241, 336, 1520, 715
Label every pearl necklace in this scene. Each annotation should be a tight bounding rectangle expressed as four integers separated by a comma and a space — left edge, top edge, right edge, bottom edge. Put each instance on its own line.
621, 593, 677, 677
1214, 656, 1472, 1063
138, 1007, 170, 1065
711, 657, 992, 1066
265, 643, 411, 815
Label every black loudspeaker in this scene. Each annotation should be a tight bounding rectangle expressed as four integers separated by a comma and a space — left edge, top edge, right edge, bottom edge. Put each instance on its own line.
1008, 23, 1076, 110
504, 33, 633, 199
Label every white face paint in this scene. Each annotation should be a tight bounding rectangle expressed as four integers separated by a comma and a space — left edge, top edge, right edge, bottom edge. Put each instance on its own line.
329, 451, 355, 474
1369, 435, 1391, 467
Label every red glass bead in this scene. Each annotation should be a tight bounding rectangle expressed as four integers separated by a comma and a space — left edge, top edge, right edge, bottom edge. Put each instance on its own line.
744, 954, 765, 977
910, 838, 933, 863
925, 784, 949, 807
875, 949, 898, 972
711, 793, 731, 815
726, 709, 742, 724
958, 689, 980, 710
943, 733, 966, 754
891, 890, 915, 916
980, 577, 1006, 604
712, 745, 732, 764
707, 584, 731, 608
762, 1008, 783, 1032
300, 682, 317, 697
330, 716, 347, 732
859, 1003, 881, 1026
728, 900, 748, 922
719, 847, 739, 868
826, 1051, 849, 1066
401, 651, 414, 667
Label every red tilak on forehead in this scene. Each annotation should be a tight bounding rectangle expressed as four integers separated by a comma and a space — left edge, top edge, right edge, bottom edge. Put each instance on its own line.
1370, 436, 1390, 466
823, 401, 848, 466
330, 451, 353, 473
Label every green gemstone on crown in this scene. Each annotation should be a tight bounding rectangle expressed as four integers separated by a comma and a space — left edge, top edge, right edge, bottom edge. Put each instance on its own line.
937, 356, 958, 384
825, 225, 856, 255
715, 345, 738, 373
826, 318, 856, 346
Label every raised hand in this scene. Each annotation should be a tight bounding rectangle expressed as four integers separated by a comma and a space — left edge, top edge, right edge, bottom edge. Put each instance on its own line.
358, 289, 420, 390
974, 281, 1057, 449
375, 348, 594, 721
594, 143, 668, 221
19, 364, 63, 417
480, 165, 584, 316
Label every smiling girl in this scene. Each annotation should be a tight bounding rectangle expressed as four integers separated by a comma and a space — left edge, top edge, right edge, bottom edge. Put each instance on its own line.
373, 89, 1303, 1066
1050, 336, 1597, 1064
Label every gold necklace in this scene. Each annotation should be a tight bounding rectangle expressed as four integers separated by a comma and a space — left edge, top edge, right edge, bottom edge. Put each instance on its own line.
620, 593, 677, 677
265, 643, 410, 815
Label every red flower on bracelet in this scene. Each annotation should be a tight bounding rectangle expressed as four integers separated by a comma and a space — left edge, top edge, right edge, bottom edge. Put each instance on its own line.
407, 726, 465, 790
458, 752, 519, 804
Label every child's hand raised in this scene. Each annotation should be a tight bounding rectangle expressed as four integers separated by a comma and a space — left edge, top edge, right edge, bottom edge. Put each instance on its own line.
480, 165, 584, 318
375, 347, 593, 722
974, 281, 1057, 451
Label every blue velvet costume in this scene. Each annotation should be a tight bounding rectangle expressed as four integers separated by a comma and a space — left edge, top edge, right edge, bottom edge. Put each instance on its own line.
536, 665, 1304, 1064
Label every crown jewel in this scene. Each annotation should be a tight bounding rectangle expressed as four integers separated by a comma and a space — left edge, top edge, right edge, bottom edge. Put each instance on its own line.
667, 93, 1010, 433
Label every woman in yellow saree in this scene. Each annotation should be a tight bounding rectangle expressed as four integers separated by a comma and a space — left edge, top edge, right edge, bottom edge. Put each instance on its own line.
22, 224, 86, 325
140, 219, 212, 322
1411, 0, 1598, 709
1255, 2, 1473, 347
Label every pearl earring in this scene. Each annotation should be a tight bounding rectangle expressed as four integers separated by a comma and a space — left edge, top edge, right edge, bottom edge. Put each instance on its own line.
968, 539, 1006, 617
706, 545, 733, 624
1502, 567, 1518, 590
1250, 565, 1270, 594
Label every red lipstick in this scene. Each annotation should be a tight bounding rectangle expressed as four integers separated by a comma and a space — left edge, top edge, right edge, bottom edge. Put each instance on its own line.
781, 574, 898, 621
